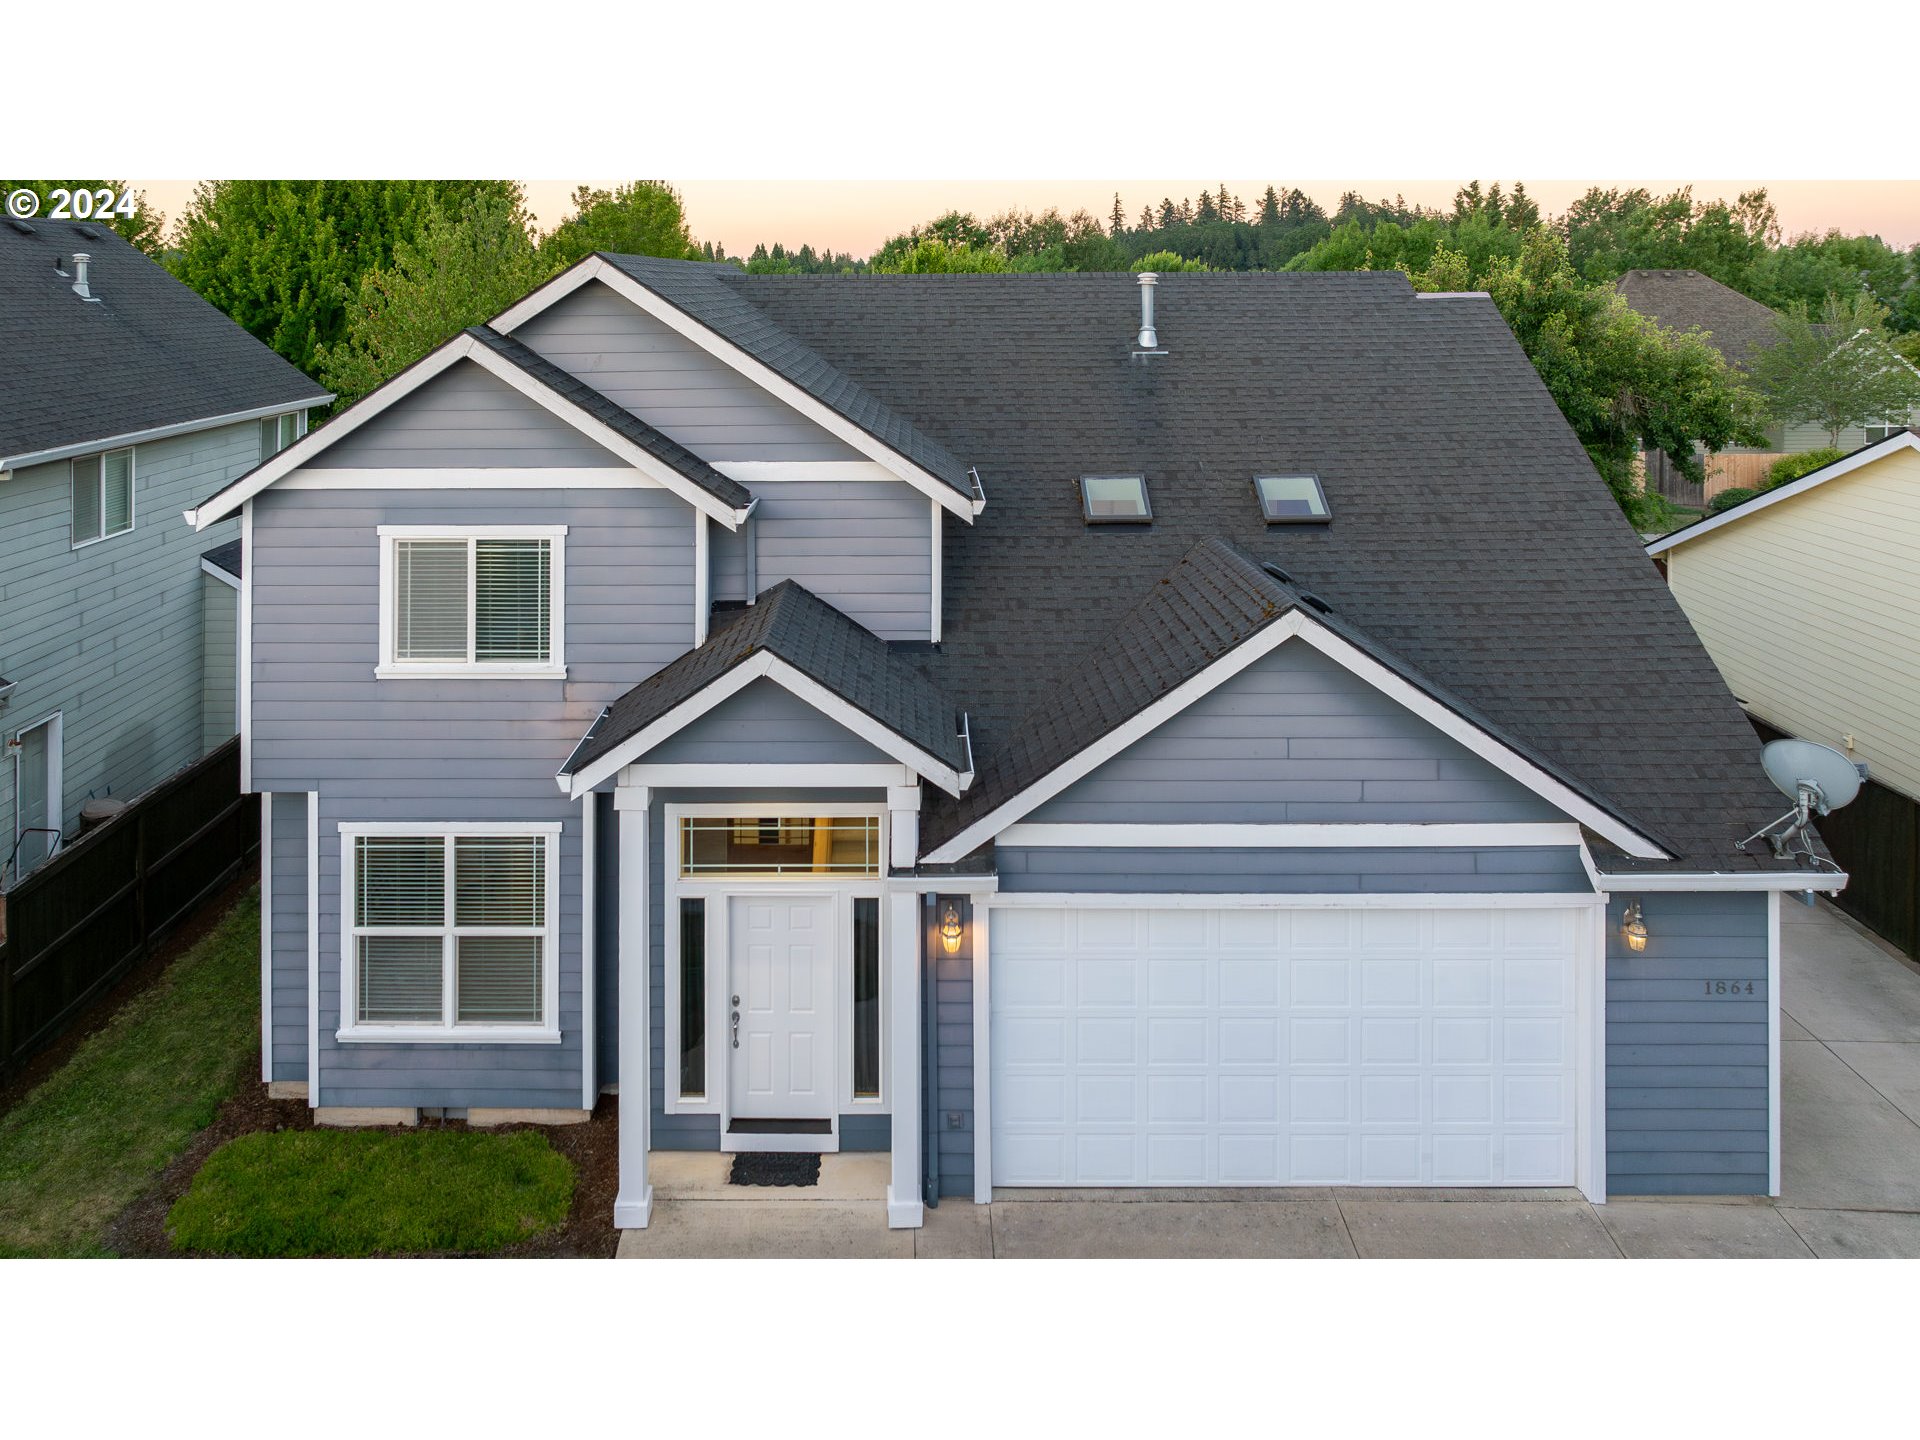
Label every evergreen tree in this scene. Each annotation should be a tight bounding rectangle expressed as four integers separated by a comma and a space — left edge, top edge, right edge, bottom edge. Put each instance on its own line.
1138, 205, 1154, 231
1258, 185, 1281, 227
1158, 197, 1178, 228
1110, 192, 1126, 237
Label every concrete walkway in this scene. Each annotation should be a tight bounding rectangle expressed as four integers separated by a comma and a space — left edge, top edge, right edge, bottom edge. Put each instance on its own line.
619, 900, 1920, 1258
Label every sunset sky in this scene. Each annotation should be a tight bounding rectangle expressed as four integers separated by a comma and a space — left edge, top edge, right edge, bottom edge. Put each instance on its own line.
125, 178, 1920, 257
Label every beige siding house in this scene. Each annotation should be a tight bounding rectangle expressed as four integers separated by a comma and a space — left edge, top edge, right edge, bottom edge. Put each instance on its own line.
1647, 432, 1920, 801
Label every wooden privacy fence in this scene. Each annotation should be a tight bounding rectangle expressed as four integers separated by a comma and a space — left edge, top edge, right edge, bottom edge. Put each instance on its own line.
1642, 449, 1790, 509
1752, 719, 1919, 960
0, 737, 257, 1082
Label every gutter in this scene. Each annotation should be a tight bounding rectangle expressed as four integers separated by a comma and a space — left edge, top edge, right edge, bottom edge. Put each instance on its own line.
1, 394, 332, 476
1595, 869, 1849, 894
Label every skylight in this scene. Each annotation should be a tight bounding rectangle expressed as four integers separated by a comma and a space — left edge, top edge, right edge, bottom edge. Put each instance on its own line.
1255, 474, 1331, 524
1081, 474, 1151, 524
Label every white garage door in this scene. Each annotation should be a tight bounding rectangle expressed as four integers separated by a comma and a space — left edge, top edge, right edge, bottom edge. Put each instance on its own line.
991, 905, 1581, 1187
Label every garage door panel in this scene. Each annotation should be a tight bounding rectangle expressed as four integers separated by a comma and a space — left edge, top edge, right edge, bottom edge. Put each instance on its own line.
993, 905, 1581, 1189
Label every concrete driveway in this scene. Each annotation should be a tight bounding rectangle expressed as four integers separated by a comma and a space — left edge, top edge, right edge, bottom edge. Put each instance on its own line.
619, 900, 1920, 1258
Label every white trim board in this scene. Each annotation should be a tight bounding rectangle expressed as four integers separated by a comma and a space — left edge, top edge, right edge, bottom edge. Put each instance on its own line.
561, 650, 970, 798
1768, 889, 1782, 1198
1645, 430, 1920, 556
259, 793, 273, 1084
489, 259, 979, 522
622, 763, 918, 790
995, 822, 1586, 849
982, 890, 1608, 910
276, 467, 654, 490
1, 395, 329, 475
1595, 869, 1848, 893
183, 329, 752, 531
922, 609, 1667, 864
306, 791, 320, 1107
199, 555, 242, 591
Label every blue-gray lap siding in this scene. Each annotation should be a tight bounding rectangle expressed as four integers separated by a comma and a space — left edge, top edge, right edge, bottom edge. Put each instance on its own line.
250, 481, 697, 1109
996, 846, 1590, 894
267, 791, 309, 1083
1605, 890, 1770, 1196
508, 279, 864, 464
1028, 640, 1563, 825
642, 680, 894, 767
932, 895, 974, 1197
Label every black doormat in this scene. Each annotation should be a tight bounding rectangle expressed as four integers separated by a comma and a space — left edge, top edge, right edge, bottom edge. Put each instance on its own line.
729, 1152, 822, 1188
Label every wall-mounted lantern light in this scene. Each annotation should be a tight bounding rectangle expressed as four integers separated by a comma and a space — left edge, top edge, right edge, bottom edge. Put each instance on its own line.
1622, 900, 1648, 953
939, 901, 965, 955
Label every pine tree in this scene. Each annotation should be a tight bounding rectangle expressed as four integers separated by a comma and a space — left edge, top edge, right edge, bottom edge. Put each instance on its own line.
1158, 197, 1178, 228
1193, 192, 1216, 223
1217, 183, 1233, 221
1258, 185, 1281, 226
1138, 205, 1154, 231
1110, 192, 1125, 237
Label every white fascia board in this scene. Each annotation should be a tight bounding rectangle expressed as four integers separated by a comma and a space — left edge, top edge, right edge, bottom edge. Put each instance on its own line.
199, 556, 241, 591
277, 467, 647, 490
183, 332, 748, 531
923, 609, 1667, 864
560, 652, 966, 799
995, 822, 1586, 849
0, 394, 330, 475
1645, 430, 1920, 556
624, 763, 916, 789
1595, 868, 1849, 893
492, 257, 977, 523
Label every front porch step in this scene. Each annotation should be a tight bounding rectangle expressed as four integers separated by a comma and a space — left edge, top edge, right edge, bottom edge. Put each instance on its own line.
721, 1117, 838, 1154
650, 1151, 888, 1200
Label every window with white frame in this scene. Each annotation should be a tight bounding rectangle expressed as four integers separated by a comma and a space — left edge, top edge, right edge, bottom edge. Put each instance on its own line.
259, 411, 304, 459
71, 448, 134, 546
342, 826, 560, 1039
1864, 419, 1909, 443
376, 526, 565, 678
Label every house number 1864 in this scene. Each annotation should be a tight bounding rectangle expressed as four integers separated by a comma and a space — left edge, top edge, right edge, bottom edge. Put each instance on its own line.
1702, 981, 1757, 996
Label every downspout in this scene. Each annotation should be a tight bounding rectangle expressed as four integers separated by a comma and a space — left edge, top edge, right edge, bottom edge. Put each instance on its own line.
922, 892, 940, 1208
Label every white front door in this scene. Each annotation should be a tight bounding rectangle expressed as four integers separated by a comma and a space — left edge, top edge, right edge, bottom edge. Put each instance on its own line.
730, 893, 838, 1120
992, 905, 1581, 1187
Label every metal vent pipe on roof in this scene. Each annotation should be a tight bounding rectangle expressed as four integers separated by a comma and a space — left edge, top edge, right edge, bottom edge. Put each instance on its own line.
70, 252, 97, 301
1135, 271, 1159, 349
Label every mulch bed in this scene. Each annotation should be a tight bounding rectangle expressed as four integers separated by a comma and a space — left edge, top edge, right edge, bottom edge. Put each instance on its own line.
0, 865, 259, 1122
103, 1061, 621, 1259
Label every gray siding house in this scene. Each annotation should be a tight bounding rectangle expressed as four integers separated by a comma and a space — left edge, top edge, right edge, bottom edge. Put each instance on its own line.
1, 221, 327, 887
189, 256, 1840, 1229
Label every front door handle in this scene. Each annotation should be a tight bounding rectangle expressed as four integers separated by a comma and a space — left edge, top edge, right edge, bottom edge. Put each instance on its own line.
731, 1006, 740, 1049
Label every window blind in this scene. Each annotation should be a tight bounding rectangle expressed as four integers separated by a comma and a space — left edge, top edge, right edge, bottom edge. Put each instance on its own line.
456, 937, 543, 1023
355, 836, 443, 925
455, 835, 545, 926
72, 456, 102, 542
395, 540, 470, 661
474, 539, 550, 663
358, 936, 443, 1021
102, 450, 132, 534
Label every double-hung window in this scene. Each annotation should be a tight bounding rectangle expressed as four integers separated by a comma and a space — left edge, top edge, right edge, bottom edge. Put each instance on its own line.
340, 823, 561, 1042
1864, 419, 1908, 444
71, 448, 134, 547
376, 526, 566, 679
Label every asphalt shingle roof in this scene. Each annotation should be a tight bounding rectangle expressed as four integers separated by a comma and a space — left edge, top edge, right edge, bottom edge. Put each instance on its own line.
599, 254, 975, 500
1615, 269, 1781, 371
466, 326, 751, 511
565, 580, 968, 779
694, 267, 1797, 875
201, 538, 243, 580
0, 220, 328, 466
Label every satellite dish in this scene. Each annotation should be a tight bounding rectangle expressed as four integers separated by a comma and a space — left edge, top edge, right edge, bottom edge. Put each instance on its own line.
1762, 739, 1862, 814
1741, 738, 1863, 862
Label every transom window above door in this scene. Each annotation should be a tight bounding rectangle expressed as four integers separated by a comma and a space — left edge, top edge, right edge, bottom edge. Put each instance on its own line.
376, 526, 565, 679
678, 815, 882, 878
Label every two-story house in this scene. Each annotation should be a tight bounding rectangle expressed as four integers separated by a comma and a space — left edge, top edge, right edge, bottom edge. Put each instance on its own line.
188, 257, 1840, 1230
1, 218, 327, 887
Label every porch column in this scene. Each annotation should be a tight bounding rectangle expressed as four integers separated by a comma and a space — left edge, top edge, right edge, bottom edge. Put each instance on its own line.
613, 783, 652, 1227
887, 888, 924, 1228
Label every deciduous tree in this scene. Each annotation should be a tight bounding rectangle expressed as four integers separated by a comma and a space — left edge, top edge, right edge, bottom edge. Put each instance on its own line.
538, 181, 700, 269
1750, 292, 1920, 447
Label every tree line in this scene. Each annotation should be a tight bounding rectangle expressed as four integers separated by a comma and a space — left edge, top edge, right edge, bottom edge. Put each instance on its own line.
23, 176, 1916, 527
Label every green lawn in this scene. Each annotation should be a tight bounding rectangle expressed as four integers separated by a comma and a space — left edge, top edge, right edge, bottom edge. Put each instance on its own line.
0, 890, 261, 1257
169, 1128, 573, 1256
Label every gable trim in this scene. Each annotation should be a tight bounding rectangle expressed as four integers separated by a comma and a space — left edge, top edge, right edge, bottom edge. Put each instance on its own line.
921, 608, 1669, 865
996, 822, 1586, 849
559, 650, 969, 799
1645, 430, 1920, 556
492, 260, 980, 522
183, 331, 751, 531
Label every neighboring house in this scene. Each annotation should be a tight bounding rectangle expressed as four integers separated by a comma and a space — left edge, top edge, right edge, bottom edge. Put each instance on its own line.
188, 257, 1839, 1231
1616, 268, 1920, 504
0, 220, 328, 888
1646, 430, 1920, 957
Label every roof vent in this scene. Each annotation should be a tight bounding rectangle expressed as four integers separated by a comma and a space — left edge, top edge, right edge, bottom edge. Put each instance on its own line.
1131, 272, 1166, 358
8, 218, 33, 236
69, 252, 100, 303
1297, 591, 1334, 615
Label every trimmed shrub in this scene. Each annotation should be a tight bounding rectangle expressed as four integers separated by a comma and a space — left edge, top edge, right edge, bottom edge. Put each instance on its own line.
1765, 447, 1845, 490
1708, 486, 1760, 514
